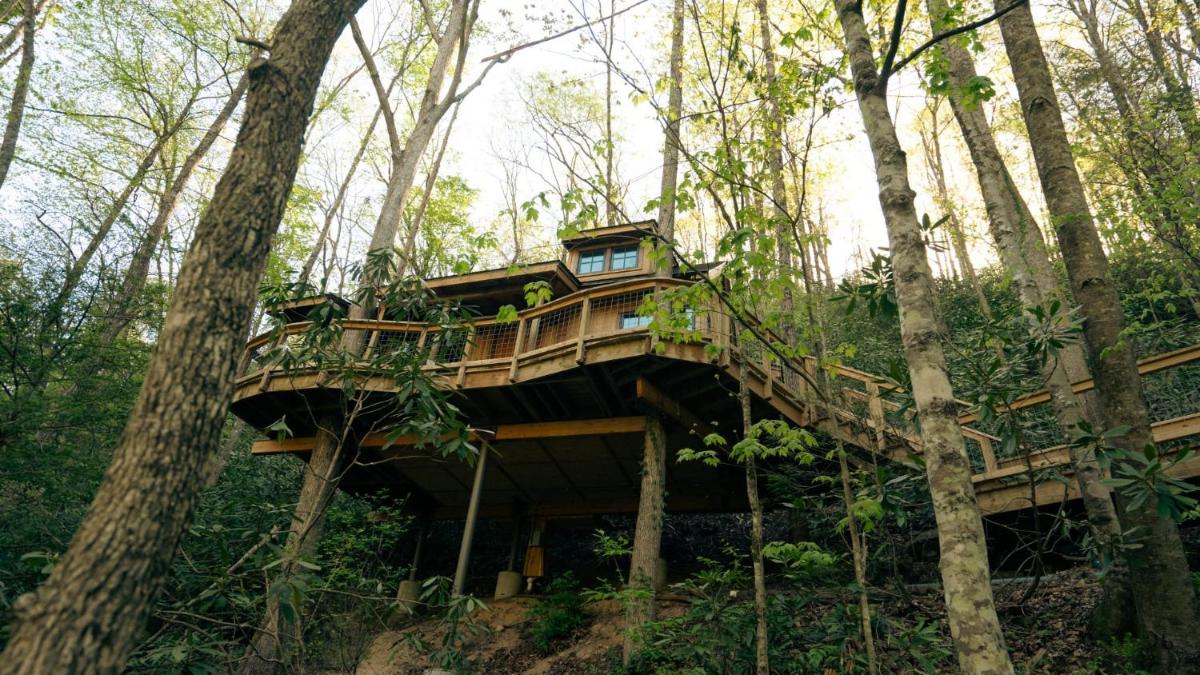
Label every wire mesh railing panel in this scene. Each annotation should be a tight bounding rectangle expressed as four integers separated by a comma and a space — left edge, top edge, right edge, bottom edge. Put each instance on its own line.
473, 323, 519, 360
1142, 360, 1200, 424
963, 436, 987, 474
375, 329, 422, 358
431, 327, 470, 364
526, 305, 581, 351
779, 362, 804, 395
588, 289, 654, 335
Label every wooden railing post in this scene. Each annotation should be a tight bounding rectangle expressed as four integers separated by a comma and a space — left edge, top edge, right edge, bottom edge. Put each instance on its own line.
509, 318, 526, 382
866, 382, 887, 451
978, 436, 998, 475
576, 297, 592, 364
456, 325, 476, 388
763, 351, 774, 400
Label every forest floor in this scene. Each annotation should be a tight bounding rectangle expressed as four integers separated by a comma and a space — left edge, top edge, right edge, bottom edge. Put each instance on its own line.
354, 567, 1113, 674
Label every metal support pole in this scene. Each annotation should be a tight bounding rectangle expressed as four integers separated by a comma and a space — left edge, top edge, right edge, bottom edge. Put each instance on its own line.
507, 515, 523, 571
452, 441, 489, 596
408, 518, 428, 582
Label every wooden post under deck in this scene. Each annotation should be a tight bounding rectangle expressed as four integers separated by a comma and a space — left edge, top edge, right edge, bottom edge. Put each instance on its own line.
452, 441, 489, 596
624, 414, 667, 665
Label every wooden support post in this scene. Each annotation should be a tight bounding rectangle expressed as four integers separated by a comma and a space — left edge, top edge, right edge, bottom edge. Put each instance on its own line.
623, 415, 667, 665
866, 382, 887, 451
576, 297, 592, 364
509, 317, 526, 382
453, 442, 489, 596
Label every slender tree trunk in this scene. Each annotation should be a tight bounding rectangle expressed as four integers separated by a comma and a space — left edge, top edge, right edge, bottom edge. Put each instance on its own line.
366, 0, 476, 260
604, 0, 617, 228
756, 0, 803, 314
654, 0, 685, 275
834, 2, 1013, 672
246, 5, 480, 666
243, 414, 349, 674
0, 1, 363, 671
920, 101, 991, 320
396, 103, 460, 279
0, 0, 34, 190
997, 3, 1199, 669
36, 118, 188, 389
737, 356, 770, 675
298, 95, 387, 285
102, 72, 250, 343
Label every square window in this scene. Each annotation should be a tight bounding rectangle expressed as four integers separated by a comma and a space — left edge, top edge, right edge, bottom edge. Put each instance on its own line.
619, 312, 652, 329
577, 249, 605, 274
610, 245, 640, 271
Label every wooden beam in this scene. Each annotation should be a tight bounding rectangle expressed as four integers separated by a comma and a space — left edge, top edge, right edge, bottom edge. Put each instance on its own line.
636, 376, 713, 437
251, 429, 479, 455
493, 416, 646, 441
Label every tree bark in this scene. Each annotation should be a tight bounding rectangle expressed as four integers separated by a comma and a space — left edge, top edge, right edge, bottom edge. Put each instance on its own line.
0, 0, 34, 190
654, 0, 685, 275
833, 2, 1014, 672
919, 100, 991, 320
622, 414, 667, 666
996, 3, 1199, 669
737, 362, 770, 675
925, 0, 1121, 547
366, 0, 476, 260
242, 414, 349, 673
0, 0, 363, 671
101, 72, 250, 343
298, 92, 387, 286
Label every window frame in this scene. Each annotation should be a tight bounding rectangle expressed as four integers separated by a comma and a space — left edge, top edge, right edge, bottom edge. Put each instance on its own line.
619, 312, 653, 330
609, 244, 640, 271
576, 247, 607, 275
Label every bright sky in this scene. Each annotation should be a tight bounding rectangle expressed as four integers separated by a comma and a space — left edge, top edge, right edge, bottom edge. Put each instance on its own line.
351, 0, 1062, 281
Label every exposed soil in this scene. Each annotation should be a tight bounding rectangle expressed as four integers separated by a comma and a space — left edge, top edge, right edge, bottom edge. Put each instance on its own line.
357, 568, 1111, 674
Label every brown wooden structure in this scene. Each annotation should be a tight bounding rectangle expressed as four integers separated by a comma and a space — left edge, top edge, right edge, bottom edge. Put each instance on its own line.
231, 221, 1200, 594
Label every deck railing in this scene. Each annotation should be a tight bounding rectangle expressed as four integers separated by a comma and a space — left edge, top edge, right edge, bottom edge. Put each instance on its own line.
237, 278, 1200, 493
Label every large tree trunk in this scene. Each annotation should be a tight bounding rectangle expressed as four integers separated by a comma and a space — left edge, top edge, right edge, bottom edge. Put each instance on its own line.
996, 3, 1199, 669
101, 72, 250, 343
622, 414, 666, 666
0, 0, 363, 671
654, 0, 685, 274
0, 0, 34, 190
925, 0, 1121, 547
833, 2, 1013, 673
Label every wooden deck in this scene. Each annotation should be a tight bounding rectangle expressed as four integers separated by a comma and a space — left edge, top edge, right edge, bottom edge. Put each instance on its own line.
232, 277, 1200, 517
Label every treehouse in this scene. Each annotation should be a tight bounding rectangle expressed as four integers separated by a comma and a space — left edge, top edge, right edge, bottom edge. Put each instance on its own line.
229, 220, 1200, 597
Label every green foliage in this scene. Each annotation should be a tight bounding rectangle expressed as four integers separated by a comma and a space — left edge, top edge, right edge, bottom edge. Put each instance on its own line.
526, 573, 589, 654
762, 541, 838, 584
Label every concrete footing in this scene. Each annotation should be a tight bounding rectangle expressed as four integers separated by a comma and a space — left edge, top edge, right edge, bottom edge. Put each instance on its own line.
494, 570, 523, 599
397, 579, 421, 613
